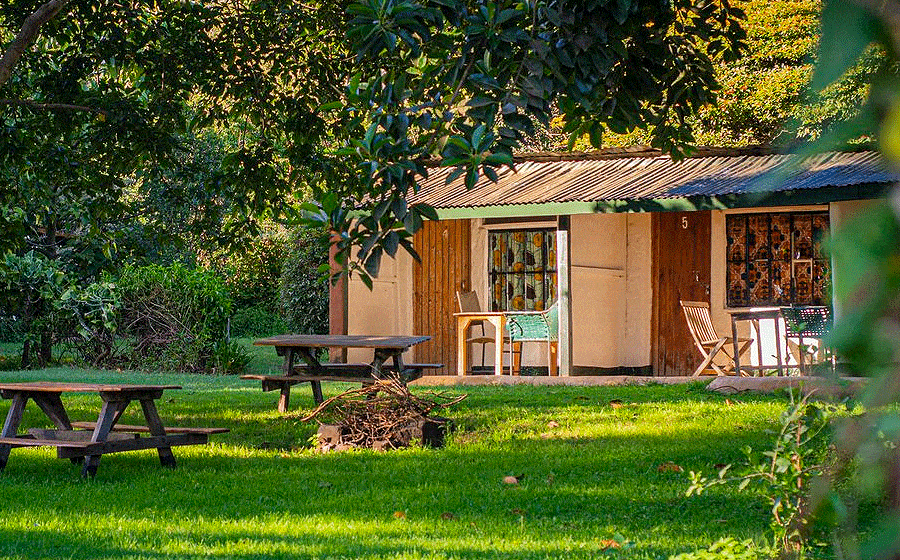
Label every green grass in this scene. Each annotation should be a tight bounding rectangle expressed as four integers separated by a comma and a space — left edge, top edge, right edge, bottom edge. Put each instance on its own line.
0, 362, 790, 560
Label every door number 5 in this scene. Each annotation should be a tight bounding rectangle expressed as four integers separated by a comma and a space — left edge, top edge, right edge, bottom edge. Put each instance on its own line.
681, 217, 688, 229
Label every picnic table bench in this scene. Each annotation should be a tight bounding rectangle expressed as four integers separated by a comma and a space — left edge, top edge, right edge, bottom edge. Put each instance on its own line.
248, 335, 438, 411
0, 382, 228, 477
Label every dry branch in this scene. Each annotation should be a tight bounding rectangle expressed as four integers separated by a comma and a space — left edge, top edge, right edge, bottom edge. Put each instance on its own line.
302, 377, 466, 449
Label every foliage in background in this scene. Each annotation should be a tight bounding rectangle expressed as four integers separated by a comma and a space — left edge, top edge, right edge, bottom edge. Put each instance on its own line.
279, 227, 329, 335
204, 225, 288, 314
0, 250, 65, 367
59, 264, 234, 373
538, 0, 888, 151
0, 313, 22, 342
789, 2, 900, 559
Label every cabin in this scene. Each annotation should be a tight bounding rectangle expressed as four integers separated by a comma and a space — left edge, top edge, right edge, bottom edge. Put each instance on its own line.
332, 147, 897, 377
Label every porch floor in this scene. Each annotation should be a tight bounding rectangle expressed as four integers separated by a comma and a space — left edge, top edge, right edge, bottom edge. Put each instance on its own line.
410, 375, 866, 396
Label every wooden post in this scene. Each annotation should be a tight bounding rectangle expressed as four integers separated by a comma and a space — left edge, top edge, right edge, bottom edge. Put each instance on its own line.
556, 216, 572, 376
328, 233, 348, 363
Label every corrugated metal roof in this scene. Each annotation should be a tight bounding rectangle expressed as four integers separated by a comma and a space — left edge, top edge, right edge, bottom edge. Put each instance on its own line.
410, 150, 897, 209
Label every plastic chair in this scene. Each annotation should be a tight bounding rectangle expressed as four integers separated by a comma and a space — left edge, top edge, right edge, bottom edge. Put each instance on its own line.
780, 306, 835, 375
505, 301, 559, 376
681, 300, 753, 376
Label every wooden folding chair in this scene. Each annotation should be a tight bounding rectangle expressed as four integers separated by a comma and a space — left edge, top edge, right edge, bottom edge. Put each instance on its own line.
681, 300, 753, 376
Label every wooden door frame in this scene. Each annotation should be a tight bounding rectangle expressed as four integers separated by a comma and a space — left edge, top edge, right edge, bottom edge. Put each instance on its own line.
650, 211, 713, 377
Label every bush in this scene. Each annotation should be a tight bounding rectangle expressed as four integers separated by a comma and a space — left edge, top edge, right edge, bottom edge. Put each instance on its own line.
229, 306, 288, 338
211, 339, 253, 375
0, 314, 23, 343
206, 228, 288, 314
60, 263, 232, 372
279, 228, 329, 335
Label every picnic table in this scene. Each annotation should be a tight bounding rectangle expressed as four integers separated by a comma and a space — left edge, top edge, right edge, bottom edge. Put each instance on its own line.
246, 335, 437, 411
0, 382, 228, 477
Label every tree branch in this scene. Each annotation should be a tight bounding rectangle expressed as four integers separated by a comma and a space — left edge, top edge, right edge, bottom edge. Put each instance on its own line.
0, 0, 71, 89
0, 99, 106, 116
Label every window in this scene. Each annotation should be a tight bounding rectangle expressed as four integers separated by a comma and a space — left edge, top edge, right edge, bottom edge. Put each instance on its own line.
726, 211, 830, 307
488, 228, 557, 311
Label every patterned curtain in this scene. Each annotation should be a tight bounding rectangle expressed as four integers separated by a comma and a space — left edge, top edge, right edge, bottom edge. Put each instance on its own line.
489, 229, 557, 311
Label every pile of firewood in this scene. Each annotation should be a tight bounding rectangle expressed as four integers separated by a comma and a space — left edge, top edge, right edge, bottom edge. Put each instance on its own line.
301, 377, 466, 451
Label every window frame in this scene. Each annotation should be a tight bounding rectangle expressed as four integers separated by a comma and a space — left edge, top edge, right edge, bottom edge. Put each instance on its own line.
725, 210, 831, 308
487, 227, 558, 312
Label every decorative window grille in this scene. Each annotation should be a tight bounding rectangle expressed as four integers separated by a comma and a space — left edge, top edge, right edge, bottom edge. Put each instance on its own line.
726, 211, 830, 307
488, 229, 557, 311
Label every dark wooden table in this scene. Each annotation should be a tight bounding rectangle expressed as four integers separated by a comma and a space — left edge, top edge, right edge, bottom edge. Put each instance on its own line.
729, 308, 786, 376
0, 382, 227, 477
251, 335, 432, 410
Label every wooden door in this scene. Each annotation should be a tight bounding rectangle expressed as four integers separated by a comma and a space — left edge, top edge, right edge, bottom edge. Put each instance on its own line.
651, 211, 712, 376
413, 219, 471, 375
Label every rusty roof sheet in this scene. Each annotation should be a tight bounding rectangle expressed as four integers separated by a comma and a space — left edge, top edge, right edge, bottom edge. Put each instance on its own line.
410, 150, 896, 209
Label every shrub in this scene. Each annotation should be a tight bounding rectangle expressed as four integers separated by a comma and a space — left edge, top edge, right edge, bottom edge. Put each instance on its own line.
205, 227, 288, 314
229, 306, 288, 338
279, 228, 329, 335
211, 339, 253, 375
60, 264, 232, 372
0, 314, 23, 343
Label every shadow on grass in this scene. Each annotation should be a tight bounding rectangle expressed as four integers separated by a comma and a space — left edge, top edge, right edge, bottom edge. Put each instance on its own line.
0, 425, 774, 559
0, 374, 786, 559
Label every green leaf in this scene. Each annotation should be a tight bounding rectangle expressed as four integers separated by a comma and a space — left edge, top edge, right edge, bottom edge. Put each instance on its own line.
810, 1, 879, 92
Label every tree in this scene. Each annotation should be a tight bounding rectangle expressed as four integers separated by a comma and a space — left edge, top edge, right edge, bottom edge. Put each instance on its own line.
295, 0, 748, 282
2, 0, 747, 289
534, 0, 890, 151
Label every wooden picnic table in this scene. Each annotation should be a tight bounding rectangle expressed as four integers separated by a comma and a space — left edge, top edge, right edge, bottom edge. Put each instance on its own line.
0, 382, 227, 477
248, 334, 436, 411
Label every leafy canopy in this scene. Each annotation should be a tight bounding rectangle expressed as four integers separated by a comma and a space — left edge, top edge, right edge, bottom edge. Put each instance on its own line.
1, 0, 746, 285
303, 0, 747, 281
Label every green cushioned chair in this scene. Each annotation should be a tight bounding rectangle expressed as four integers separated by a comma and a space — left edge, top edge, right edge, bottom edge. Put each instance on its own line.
780, 306, 835, 375
505, 301, 559, 376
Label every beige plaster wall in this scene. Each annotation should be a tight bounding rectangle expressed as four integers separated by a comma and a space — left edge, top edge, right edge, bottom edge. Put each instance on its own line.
469, 214, 652, 369
346, 250, 415, 362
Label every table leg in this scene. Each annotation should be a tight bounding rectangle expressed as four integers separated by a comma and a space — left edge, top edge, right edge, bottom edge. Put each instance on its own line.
774, 318, 785, 377
731, 317, 742, 376
82, 399, 129, 478
457, 316, 469, 376
752, 319, 764, 376
277, 348, 296, 412
139, 398, 177, 469
32, 394, 73, 429
492, 316, 504, 376
0, 393, 27, 471
391, 351, 407, 381
32, 393, 82, 464
297, 347, 325, 405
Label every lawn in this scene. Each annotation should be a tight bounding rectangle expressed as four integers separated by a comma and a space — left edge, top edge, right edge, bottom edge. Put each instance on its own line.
0, 360, 789, 560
